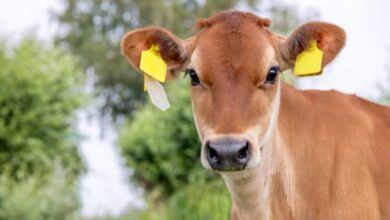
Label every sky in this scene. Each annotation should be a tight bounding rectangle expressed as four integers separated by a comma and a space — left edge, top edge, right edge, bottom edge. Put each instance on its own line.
0, 0, 58, 42
0, 0, 389, 217
284, 0, 390, 97
77, 108, 144, 216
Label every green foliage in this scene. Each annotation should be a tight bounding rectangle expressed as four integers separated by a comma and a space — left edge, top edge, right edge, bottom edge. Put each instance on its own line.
87, 180, 231, 220
119, 80, 218, 195
135, 180, 231, 220
55, 0, 263, 121
0, 38, 85, 219
0, 38, 85, 181
0, 170, 80, 220
164, 180, 231, 220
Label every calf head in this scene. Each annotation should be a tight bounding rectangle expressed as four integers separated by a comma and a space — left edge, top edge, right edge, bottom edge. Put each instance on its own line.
121, 11, 345, 172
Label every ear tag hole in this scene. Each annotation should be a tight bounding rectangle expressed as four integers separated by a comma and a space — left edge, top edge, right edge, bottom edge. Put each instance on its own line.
294, 40, 323, 76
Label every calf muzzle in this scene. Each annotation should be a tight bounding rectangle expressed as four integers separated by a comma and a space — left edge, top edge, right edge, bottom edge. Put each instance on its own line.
206, 137, 251, 171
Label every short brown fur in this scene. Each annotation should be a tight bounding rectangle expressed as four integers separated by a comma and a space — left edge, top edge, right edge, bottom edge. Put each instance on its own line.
121, 11, 390, 220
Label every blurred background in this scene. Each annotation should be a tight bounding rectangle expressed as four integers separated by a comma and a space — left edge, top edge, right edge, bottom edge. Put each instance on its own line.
0, 0, 389, 219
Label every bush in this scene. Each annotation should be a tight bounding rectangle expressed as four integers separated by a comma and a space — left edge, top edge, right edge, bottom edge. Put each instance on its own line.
0, 38, 85, 181
91, 180, 231, 220
119, 80, 218, 196
164, 180, 231, 220
0, 169, 80, 220
118, 78, 233, 219
0, 38, 85, 219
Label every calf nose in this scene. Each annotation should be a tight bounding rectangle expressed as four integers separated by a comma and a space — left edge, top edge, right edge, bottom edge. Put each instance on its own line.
206, 138, 250, 171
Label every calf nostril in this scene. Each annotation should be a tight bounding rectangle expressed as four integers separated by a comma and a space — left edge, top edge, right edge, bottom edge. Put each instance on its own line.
208, 145, 219, 163
237, 142, 249, 160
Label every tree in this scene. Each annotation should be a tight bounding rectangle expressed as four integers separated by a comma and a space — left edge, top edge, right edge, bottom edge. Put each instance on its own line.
0, 38, 85, 219
118, 81, 207, 195
0, 38, 85, 183
0, 171, 80, 220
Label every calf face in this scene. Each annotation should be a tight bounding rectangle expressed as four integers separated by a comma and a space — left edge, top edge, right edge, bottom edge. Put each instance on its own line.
121, 11, 345, 172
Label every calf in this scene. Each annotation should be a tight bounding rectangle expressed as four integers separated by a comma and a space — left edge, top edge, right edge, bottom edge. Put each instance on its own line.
121, 11, 390, 220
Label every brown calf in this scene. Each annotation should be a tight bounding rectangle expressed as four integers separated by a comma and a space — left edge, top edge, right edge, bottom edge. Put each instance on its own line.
121, 11, 390, 220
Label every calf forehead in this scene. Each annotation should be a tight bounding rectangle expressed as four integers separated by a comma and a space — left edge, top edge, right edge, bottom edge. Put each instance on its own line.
194, 22, 275, 83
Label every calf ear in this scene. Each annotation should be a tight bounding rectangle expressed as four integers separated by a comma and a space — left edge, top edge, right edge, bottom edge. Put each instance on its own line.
279, 22, 346, 70
121, 27, 190, 78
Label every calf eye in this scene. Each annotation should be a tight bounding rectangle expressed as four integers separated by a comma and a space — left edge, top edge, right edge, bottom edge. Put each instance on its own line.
265, 66, 280, 84
185, 68, 200, 86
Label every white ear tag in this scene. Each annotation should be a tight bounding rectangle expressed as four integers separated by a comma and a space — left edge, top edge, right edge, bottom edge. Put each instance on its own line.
145, 75, 170, 111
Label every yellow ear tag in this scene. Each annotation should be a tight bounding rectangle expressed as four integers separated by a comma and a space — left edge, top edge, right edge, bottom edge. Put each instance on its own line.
140, 45, 168, 84
294, 41, 323, 76
139, 45, 170, 111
